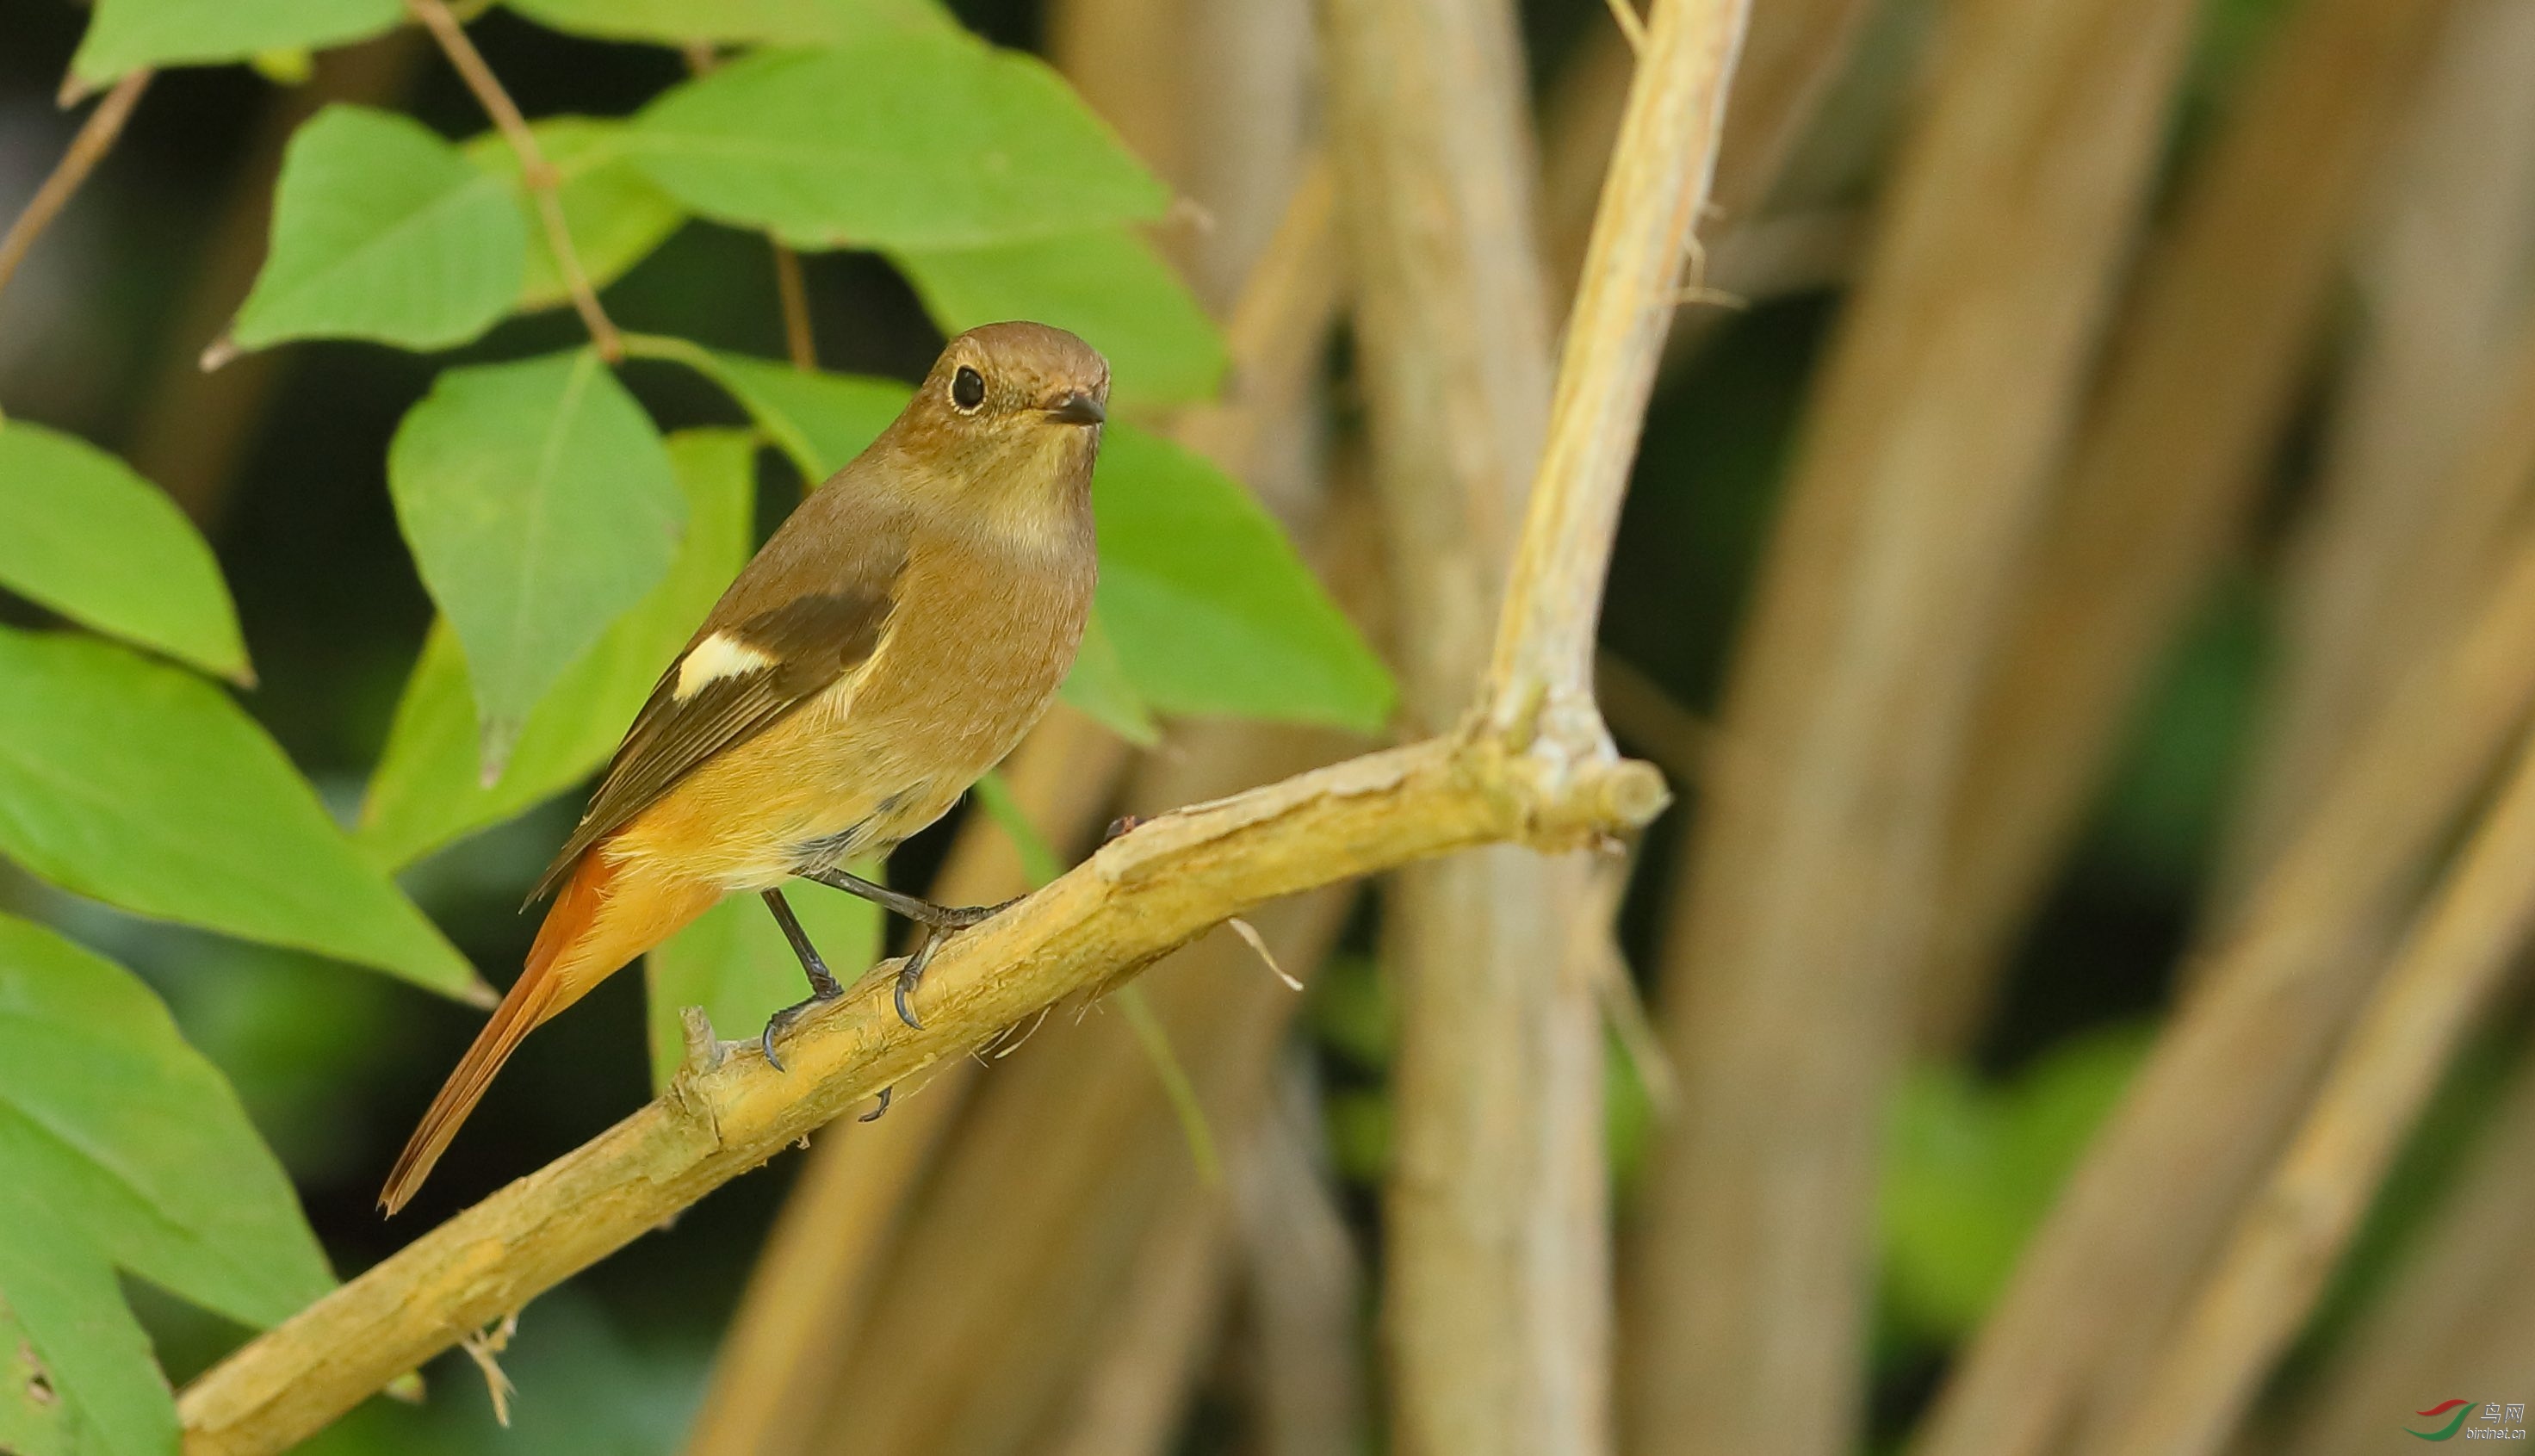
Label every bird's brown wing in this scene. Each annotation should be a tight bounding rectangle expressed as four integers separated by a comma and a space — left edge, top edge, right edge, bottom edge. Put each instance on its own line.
530, 585, 898, 901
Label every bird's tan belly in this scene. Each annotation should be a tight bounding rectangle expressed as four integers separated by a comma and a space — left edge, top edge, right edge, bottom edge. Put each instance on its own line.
601, 652, 1064, 892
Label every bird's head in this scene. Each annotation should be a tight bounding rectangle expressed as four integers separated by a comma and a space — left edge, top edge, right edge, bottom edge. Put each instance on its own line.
896, 322, 1110, 517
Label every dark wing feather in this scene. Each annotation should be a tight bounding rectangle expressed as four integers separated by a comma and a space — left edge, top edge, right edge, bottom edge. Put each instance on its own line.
530, 585, 897, 901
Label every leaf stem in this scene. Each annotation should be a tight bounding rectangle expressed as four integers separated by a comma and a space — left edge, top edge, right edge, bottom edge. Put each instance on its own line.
404, 0, 623, 362
770, 240, 817, 370
0, 69, 152, 322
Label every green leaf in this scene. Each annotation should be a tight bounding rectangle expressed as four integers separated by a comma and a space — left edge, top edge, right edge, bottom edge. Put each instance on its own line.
71, 0, 400, 84
1881, 1026, 2149, 1340
0, 914, 337, 1455
230, 106, 529, 354
0, 628, 481, 998
361, 430, 758, 871
0, 1291, 87, 1456
388, 349, 686, 777
1094, 428, 1393, 730
666, 345, 905, 483
645, 884, 877, 1089
629, 39, 1168, 251
462, 118, 687, 313
0, 420, 250, 682
506, 0, 951, 46
969, 771, 1063, 888
893, 227, 1225, 407
1055, 610, 1158, 745
649, 345, 1390, 733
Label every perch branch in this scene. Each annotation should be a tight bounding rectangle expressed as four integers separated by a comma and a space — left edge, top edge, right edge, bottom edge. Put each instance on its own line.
177, 744, 1663, 1454
404, 0, 623, 362
0, 69, 151, 322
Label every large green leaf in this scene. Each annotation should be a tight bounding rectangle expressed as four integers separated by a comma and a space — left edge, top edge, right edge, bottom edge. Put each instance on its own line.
893, 227, 1225, 407
229, 106, 528, 354
71, 0, 400, 84
672, 345, 904, 482
646, 884, 877, 1089
655, 346, 1391, 733
0, 420, 249, 682
388, 349, 685, 778
461, 118, 686, 314
0, 628, 481, 998
1056, 610, 1157, 745
629, 39, 1168, 251
361, 430, 757, 871
1093, 428, 1392, 730
0, 914, 337, 1456
506, 0, 949, 45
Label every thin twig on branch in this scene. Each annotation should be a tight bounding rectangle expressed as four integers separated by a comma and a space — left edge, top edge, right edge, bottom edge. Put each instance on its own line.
404, 0, 623, 362
1484, 0, 1753, 750
0, 68, 151, 322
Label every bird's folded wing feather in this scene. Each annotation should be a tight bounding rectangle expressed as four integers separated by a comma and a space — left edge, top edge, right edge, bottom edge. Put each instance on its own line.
531, 582, 899, 901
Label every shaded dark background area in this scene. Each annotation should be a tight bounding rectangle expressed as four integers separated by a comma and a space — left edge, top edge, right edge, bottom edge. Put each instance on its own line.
6, 0, 2512, 1450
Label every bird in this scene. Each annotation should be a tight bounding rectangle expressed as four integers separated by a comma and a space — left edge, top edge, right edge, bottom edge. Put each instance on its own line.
380, 321, 1110, 1216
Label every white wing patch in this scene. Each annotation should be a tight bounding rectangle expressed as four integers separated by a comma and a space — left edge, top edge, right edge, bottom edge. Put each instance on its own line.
674, 631, 776, 699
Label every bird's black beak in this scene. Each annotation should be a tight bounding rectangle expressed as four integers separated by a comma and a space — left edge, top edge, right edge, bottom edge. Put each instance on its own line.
1046, 392, 1106, 426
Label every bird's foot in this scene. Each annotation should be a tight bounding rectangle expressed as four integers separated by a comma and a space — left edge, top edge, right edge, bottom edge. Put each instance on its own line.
891, 894, 1026, 1031
759, 985, 844, 1073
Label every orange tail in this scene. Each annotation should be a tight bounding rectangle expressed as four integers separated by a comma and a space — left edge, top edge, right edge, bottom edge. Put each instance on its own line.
381, 852, 713, 1215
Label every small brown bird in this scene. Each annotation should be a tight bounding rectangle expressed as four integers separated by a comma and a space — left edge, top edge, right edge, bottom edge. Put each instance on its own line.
381, 322, 1109, 1215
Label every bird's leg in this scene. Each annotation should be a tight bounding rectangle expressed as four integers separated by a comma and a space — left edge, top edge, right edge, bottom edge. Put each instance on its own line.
802, 866, 1023, 1032
758, 888, 845, 1071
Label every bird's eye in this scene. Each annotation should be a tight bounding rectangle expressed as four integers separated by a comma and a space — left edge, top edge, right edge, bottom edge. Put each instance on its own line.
951, 365, 986, 412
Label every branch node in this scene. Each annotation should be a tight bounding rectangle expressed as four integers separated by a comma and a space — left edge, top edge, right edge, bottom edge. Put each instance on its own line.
678, 1005, 724, 1077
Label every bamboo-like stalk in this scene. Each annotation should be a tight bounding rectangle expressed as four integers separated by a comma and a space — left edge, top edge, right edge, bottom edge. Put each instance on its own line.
1038, 1177, 1233, 1456
2217, 0, 2535, 908
800, 764, 1355, 1455
678, 709, 1128, 1456
1318, 0, 1626, 1447
2095, 724, 2535, 1456
1231, 1070, 1368, 1456
1912, 520, 2535, 1456
2278, 1040, 2535, 1456
1913, 0, 2463, 1050
1621, 0, 2197, 1450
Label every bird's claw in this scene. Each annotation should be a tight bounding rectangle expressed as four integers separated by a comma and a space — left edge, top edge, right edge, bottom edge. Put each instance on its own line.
759, 986, 844, 1073
891, 895, 1023, 1031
